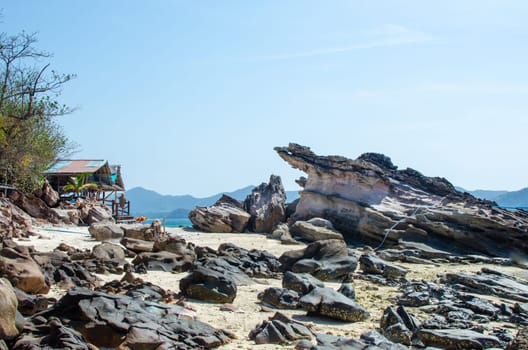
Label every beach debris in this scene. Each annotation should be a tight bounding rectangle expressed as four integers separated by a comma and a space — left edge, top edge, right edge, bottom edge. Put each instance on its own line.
258, 287, 300, 309
248, 312, 313, 344
180, 266, 237, 303
299, 287, 370, 322
88, 222, 124, 241
290, 218, 344, 242
275, 143, 528, 257
279, 239, 358, 281
189, 194, 251, 233
244, 174, 287, 233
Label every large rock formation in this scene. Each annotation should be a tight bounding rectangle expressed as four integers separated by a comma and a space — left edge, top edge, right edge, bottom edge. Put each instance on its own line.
275, 143, 528, 257
244, 175, 286, 233
189, 195, 250, 233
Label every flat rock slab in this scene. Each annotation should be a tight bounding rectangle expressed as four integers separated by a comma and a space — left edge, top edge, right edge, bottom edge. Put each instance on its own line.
418, 329, 502, 349
299, 287, 370, 322
359, 253, 408, 279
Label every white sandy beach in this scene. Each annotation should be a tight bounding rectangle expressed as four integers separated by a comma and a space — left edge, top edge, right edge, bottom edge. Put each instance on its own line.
15, 224, 528, 349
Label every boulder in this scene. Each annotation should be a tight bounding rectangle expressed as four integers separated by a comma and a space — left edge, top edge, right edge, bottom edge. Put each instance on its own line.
282, 271, 324, 296
248, 312, 312, 344
34, 180, 59, 208
380, 306, 413, 345
275, 143, 528, 257
13, 288, 51, 316
359, 254, 408, 279
270, 223, 300, 245
314, 331, 408, 350
122, 220, 166, 241
258, 287, 300, 309
291, 219, 344, 242
91, 242, 126, 261
88, 222, 124, 241
299, 287, 370, 322
0, 279, 19, 340
189, 195, 251, 233
0, 248, 48, 294
179, 266, 237, 303
244, 175, 287, 233
337, 283, 355, 299
0, 198, 33, 238
120, 237, 154, 253
417, 329, 502, 349
279, 239, 358, 281
20, 288, 232, 349
132, 251, 194, 272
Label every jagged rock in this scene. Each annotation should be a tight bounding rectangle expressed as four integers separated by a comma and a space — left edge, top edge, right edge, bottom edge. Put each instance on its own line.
49, 208, 80, 225
132, 251, 194, 272
0, 248, 48, 294
34, 180, 59, 208
279, 239, 358, 281
13, 288, 52, 316
21, 288, 231, 349
12, 317, 96, 349
248, 312, 312, 344
32, 252, 97, 289
0, 198, 33, 238
291, 218, 344, 242
215, 243, 282, 279
299, 287, 370, 322
417, 328, 502, 349
9, 191, 53, 221
282, 271, 325, 296
359, 254, 408, 279
88, 222, 124, 241
258, 287, 300, 309
380, 306, 415, 345
120, 236, 153, 253
444, 268, 528, 302
153, 235, 197, 261
74, 199, 114, 224
337, 283, 355, 299
96, 279, 179, 303
0, 279, 19, 340
180, 266, 237, 303
244, 175, 287, 233
275, 143, 528, 257
189, 195, 251, 233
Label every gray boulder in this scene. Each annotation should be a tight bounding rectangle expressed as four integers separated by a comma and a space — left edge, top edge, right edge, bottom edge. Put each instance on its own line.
244, 175, 286, 233
258, 287, 300, 309
179, 266, 237, 303
291, 219, 344, 242
359, 254, 408, 279
88, 223, 124, 241
282, 271, 324, 296
299, 287, 370, 322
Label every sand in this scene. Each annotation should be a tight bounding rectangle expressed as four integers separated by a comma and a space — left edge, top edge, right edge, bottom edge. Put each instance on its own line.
15, 224, 527, 349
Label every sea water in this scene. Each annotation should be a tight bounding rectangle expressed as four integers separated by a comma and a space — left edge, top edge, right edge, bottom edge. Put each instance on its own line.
144, 218, 192, 228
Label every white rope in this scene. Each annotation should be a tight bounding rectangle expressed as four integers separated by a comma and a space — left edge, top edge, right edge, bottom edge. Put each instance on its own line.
374, 196, 446, 251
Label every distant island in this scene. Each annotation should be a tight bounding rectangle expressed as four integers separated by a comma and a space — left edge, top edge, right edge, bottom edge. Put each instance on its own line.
456, 186, 528, 208
126, 186, 300, 219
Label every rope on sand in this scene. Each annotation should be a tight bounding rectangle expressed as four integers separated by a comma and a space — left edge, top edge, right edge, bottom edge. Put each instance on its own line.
374, 196, 446, 251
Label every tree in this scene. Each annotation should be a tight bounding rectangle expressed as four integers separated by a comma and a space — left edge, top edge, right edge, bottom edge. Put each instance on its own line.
63, 173, 98, 198
0, 31, 76, 191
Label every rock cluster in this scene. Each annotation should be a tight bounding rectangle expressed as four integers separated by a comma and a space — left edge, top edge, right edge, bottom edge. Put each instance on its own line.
189, 175, 287, 233
275, 143, 528, 257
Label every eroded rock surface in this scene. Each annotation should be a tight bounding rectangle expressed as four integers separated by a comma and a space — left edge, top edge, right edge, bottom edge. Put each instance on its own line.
244, 175, 286, 233
275, 143, 528, 256
189, 195, 251, 233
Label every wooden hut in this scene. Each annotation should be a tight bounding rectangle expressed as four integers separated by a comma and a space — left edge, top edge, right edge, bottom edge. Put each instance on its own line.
43, 160, 132, 220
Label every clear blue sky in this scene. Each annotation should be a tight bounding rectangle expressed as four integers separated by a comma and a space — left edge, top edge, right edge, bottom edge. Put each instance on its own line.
3, 1, 528, 196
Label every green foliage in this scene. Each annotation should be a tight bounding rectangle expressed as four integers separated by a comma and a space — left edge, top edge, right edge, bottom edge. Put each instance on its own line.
63, 173, 98, 197
0, 31, 75, 191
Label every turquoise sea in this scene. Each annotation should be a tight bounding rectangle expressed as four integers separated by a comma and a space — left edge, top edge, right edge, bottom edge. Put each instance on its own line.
144, 218, 192, 228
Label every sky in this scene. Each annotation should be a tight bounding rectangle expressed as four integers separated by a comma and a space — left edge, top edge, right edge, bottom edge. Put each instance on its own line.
2, 1, 528, 196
